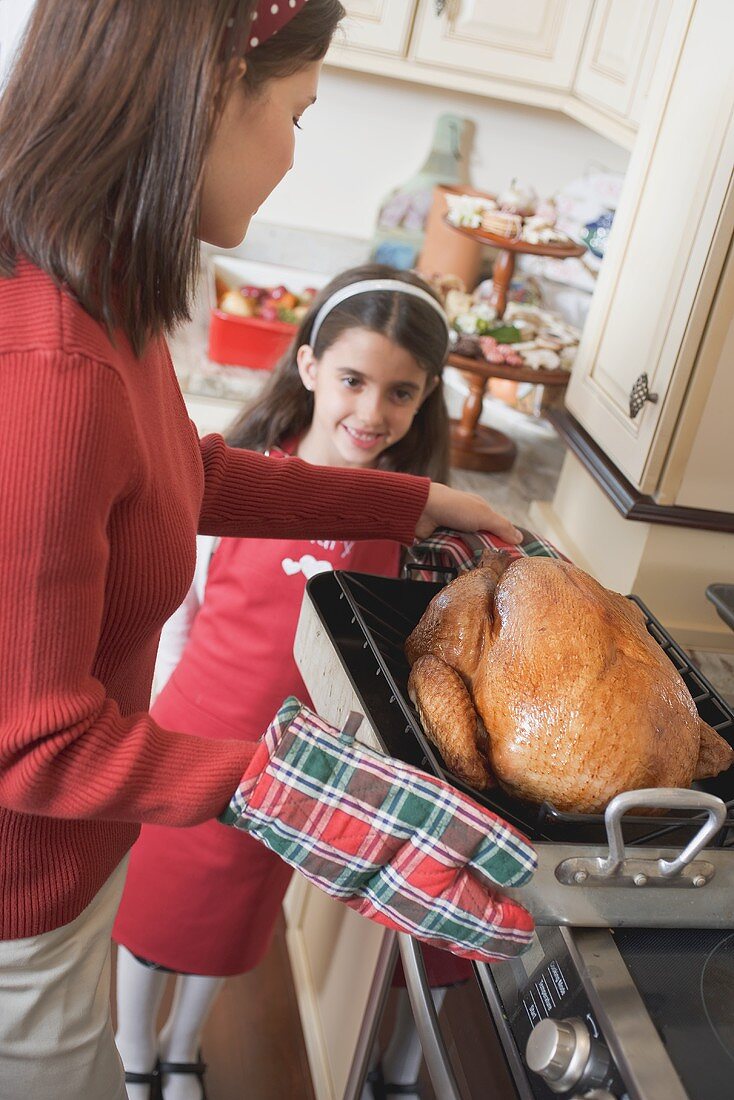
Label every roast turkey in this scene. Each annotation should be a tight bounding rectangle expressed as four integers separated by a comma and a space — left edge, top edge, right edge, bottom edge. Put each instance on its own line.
405, 551, 733, 812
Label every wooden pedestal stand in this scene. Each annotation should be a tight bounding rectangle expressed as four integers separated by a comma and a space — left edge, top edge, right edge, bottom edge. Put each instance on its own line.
449, 352, 572, 471
444, 219, 585, 472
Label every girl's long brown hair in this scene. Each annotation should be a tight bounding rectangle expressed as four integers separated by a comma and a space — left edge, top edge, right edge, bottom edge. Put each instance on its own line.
226, 264, 451, 483
0, 0, 344, 355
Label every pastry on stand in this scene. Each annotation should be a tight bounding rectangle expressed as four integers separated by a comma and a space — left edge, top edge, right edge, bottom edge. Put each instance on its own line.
443, 217, 585, 472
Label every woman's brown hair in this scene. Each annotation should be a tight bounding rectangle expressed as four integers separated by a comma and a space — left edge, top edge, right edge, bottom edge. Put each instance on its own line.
226, 263, 451, 483
0, 0, 344, 355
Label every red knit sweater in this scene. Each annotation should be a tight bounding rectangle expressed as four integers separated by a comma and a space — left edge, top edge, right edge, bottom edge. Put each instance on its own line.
0, 260, 429, 940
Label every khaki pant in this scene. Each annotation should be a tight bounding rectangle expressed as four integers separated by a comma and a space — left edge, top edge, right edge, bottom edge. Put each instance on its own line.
0, 858, 129, 1100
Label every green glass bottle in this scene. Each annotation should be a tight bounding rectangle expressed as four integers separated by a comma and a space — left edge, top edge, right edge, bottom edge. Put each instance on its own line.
371, 113, 473, 269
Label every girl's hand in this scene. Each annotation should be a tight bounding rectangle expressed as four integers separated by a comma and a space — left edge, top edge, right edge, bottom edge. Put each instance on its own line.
416, 482, 522, 543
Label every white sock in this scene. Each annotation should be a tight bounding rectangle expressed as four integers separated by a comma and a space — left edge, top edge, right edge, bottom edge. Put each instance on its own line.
381, 987, 446, 1090
158, 973, 224, 1100
115, 947, 169, 1100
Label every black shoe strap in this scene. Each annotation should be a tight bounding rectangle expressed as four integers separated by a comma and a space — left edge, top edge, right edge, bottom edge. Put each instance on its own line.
158, 1058, 207, 1077
366, 1066, 421, 1097
124, 1068, 160, 1085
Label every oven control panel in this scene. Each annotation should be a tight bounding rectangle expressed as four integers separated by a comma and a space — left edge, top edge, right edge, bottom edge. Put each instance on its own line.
487, 929, 629, 1099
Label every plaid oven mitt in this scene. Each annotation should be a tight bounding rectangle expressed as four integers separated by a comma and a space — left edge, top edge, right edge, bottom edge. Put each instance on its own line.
404, 526, 568, 582
220, 698, 536, 962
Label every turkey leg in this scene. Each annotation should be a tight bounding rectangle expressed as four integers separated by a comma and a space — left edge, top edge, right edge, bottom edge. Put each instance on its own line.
408, 655, 493, 789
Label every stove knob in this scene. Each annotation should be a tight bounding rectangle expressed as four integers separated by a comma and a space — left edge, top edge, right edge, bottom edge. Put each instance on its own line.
526, 1017, 610, 1094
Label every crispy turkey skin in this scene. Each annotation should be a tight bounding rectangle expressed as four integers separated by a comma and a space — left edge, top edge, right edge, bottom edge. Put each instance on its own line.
406, 551, 733, 812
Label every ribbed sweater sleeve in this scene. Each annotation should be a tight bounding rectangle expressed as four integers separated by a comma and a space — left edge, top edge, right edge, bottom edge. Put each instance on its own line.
0, 351, 252, 827
198, 433, 430, 543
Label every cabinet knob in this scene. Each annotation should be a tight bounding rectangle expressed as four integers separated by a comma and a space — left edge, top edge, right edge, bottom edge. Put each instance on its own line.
435, 0, 448, 14
629, 372, 659, 419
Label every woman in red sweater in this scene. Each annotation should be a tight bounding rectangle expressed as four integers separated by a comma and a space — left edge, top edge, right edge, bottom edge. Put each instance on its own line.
113, 263, 464, 1100
0, 4, 531, 1099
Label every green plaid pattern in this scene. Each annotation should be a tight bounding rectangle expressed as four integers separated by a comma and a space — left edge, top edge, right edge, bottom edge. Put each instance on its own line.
404, 526, 566, 582
221, 699, 536, 962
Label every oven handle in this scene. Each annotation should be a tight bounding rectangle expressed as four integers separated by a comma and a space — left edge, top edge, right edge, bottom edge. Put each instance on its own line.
398, 934, 463, 1100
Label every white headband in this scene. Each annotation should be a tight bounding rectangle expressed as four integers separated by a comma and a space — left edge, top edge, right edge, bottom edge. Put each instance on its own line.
309, 278, 450, 352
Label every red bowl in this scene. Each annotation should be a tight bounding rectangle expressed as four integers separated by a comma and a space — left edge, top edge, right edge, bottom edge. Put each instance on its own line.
208, 309, 297, 370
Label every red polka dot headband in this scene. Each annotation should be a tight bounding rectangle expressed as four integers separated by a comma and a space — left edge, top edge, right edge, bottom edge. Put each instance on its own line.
245, 0, 309, 52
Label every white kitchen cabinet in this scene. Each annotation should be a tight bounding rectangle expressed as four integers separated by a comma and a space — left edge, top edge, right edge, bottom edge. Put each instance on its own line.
411, 0, 592, 90
663, 240, 734, 514
572, 0, 671, 122
337, 1, 416, 56
283, 876, 390, 1100
326, 0, 673, 147
564, 0, 734, 493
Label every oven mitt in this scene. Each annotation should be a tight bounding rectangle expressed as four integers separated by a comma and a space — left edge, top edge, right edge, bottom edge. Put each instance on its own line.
220, 698, 537, 962
404, 526, 567, 582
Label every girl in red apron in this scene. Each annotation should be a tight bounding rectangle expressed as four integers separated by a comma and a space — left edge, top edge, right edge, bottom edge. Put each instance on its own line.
114, 264, 468, 1099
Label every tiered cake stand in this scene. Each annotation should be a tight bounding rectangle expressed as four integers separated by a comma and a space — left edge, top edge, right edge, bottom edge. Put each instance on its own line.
444, 219, 585, 472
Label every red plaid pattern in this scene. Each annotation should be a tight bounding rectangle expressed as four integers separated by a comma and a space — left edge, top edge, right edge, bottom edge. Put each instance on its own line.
404, 526, 567, 582
222, 699, 536, 963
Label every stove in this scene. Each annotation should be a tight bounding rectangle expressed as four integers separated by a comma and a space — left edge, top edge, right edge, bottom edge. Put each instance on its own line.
477, 923, 734, 1099
294, 570, 734, 1100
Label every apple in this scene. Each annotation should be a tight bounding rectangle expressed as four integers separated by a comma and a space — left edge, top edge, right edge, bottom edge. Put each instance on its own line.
269, 285, 290, 301
240, 284, 266, 301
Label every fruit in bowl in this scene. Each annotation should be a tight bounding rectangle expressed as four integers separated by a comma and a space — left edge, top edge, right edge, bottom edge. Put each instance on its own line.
218, 281, 312, 325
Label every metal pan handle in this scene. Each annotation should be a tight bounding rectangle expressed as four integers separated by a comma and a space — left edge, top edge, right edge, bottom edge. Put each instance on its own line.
602, 788, 727, 878
398, 934, 462, 1100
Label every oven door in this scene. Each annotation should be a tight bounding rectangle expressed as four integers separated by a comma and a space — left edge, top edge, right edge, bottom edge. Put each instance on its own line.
398, 935, 526, 1100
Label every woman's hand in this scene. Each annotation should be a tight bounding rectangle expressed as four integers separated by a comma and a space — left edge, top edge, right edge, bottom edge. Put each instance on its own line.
416, 482, 522, 543
222, 699, 536, 964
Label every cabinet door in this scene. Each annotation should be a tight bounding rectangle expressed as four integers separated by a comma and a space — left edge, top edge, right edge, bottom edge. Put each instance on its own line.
333, 1, 417, 57
565, 0, 734, 493
574, 0, 671, 121
411, 0, 592, 90
283, 878, 391, 1100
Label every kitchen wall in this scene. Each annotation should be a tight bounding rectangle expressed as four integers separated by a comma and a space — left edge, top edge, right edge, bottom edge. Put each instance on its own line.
0, 0, 30, 80
255, 65, 631, 242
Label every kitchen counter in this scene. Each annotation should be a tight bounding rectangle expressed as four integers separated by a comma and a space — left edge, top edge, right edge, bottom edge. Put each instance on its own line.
169, 301, 265, 407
